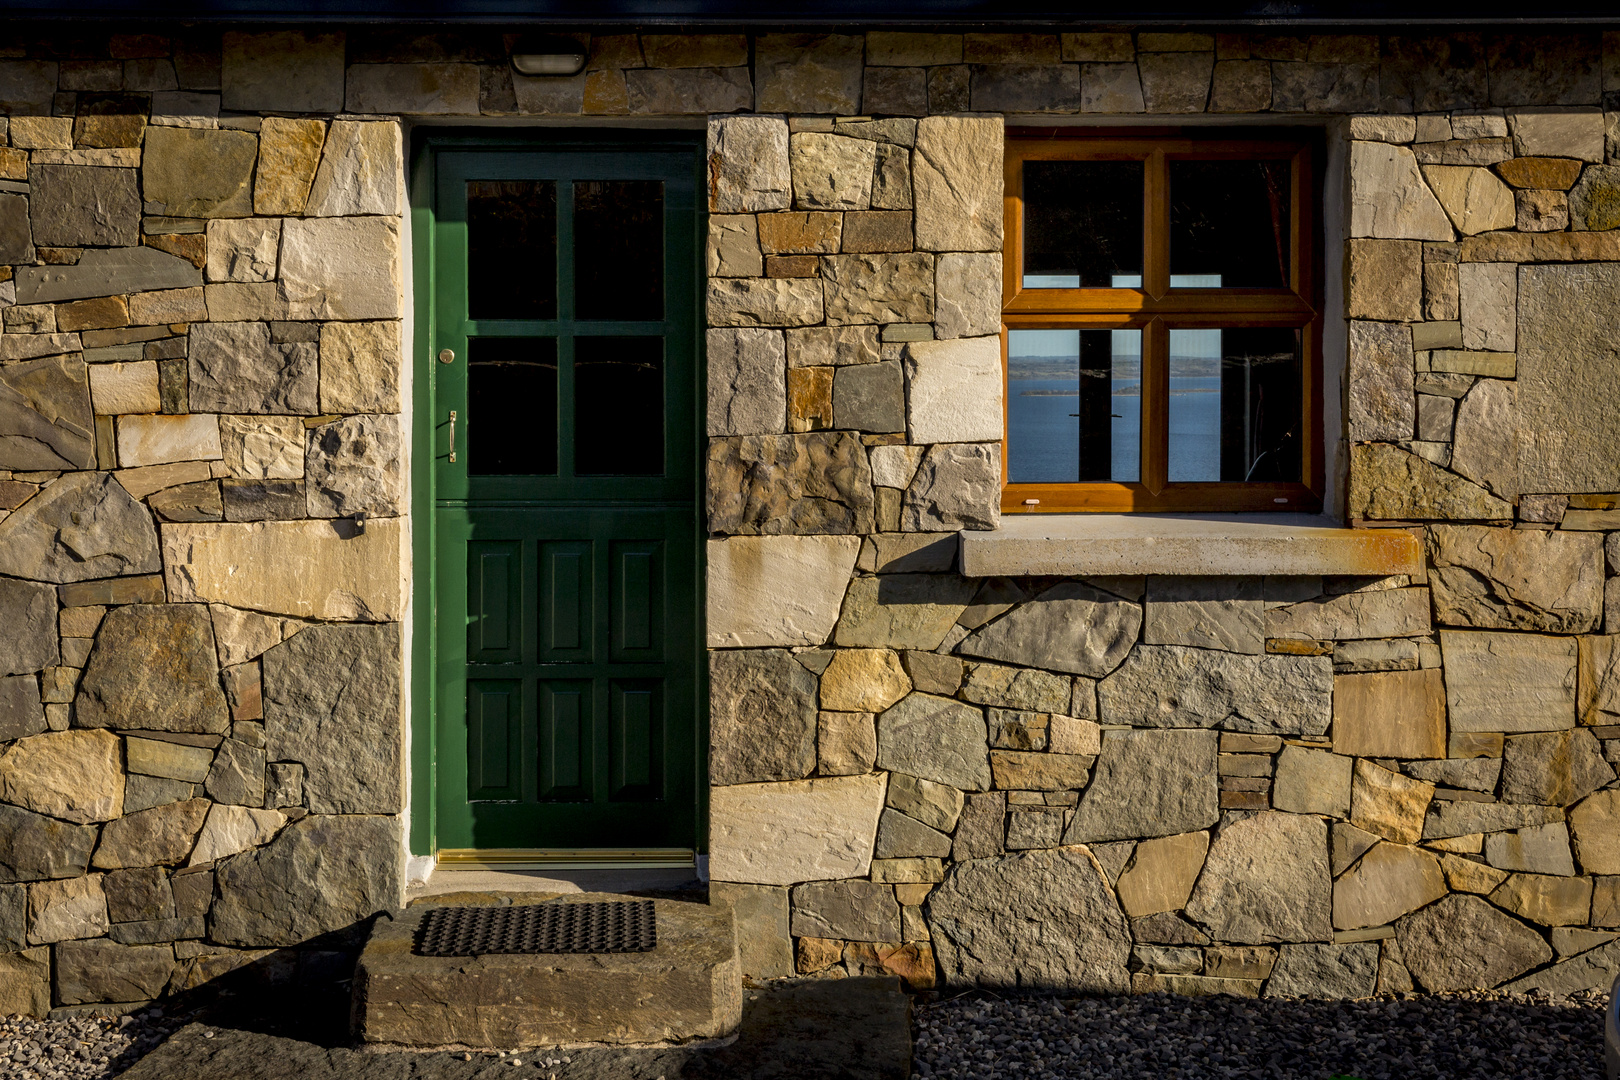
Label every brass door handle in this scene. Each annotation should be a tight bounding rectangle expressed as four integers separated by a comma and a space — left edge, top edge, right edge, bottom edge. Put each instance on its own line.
448, 410, 457, 463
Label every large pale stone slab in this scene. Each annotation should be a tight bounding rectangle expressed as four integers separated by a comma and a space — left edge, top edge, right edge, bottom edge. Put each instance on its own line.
1422, 165, 1515, 235
1423, 801, 1563, 841
1349, 142, 1454, 239
902, 336, 1001, 445
1115, 831, 1210, 917
1332, 669, 1447, 759
1508, 107, 1605, 162
913, 116, 1003, 252
28, 875, 108, 944
706, 535, 857, 647
205, 217, 280, 283
935, 253, 1002, 340
901, 442, 1001, 532
1570, 790, 1620, 875
15, 247, 201, 305
706, 328, 786, 437
221, 31, 345, 113
1097, 646, 1333, 735
318, 321, 401, 415
1184, 812, 1333, 945
875, 692, 990, 791
960, 582, 1141, 678
264, 623, 400, 814
1063, 730, 1219, 844
930, 847, 1130, 992
0, 471, 161, 584
280, 216, 403, 321
305, 121, 403, 216
707, 117, 791, 214
789, 133, 875, 210
117, 413, 222, 468
1273, 745, 1352, 817
1333, 842, 1446, 930
76, 604, 229, 735
163, 518, 403, 621
190, 321, 317, 415
835, 574, 976, 650
708, 649, 816, 786
0, 353, 95, 470
1486, 822, 1577, 877
1267, 588, 1430, 641
0, 730, 122, 824
707, 278, 824, 328
1459, 262, 1516, 352
1429, 524, 1603, 634
1346, 321, 1414, 442
709, 774, 885, 886
1442, 630, 1576, 732
142, 127, 258, 218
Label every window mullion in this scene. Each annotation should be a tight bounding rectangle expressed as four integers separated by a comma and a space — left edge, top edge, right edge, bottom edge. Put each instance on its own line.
1144, 149, 1170, 300
1141, 317, 1168, 496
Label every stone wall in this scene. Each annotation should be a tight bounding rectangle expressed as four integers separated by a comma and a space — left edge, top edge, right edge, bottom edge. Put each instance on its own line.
1, 25, 1620, 1015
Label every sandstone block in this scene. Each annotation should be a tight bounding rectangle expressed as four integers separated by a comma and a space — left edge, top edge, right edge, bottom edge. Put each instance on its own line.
1347, 320, 1414, 442
709, 774, 884, 886
306, 120, 402, 216
708, 117, 790, 214
1064, 729, 1218, 844
706, 535, 857, 648
221, 31, 345, 112
1440, 852, 1510, 894
1443, 630, 1576, 732
1115, 831, 1209, 918
304, 414, 403, 518
88, 362, 161, 416
709, 882, 791, 979
1486, 821, 1577, 877
1273, 745, 1352, 818
1268, 588, 1430, 641
707, 278, 823, 328
0, 352, 95, 471
0, 729, 122, 825
898, 336, 1003, 447
929, 847, 1130, 991
1350, 142, 1454, 239
821, 253, 934, 325
27, 875, 108, 944
189, 803, 285, 866
125, 737, 213, 784
1508, 107, 1605, 161
280, 217, 403, 321
30, 165, 139, 247
820, 649, 910, 713
1264, 942, 1379, 999
1332, 669, 1446, 759
707, 215, 762, 278
876, 692, 990, 791
1421, 165, 1515, 234
205, 217, 279, 283
1143, 575, 1263, 654
961, 664, 1068, 713
76, 604, 229, 735
218, 416, 302, 482
1570, 790, 1620, 874
817, 710, 876, 776
1351, 760, 1434, 845
1099, 646, 1333, 735
707, 649, 816, 786
1184, 812, 1333, 945
989, 750, 1093, 791
0, 579, 57, 677
142, 127, 257, 218
901, 442, 1001, 532
914, 116, 1002, 252
254, 117, 326, 216
0, 804, 97, 883
1333, 842, 1446, 930
707, 432, 874, 535
1349, 443, 1510, 521
117, 413, 222, 469
163, 517, 403, 621
886, 772, 963, 833
0, 948, 50, 1017
789, 134, 875, 210
0, 676, 46, 743
91, 798, 209, 870
1501, 729, 1612, 808
190, 321, 317, 415
1345, 240, 1422, 321
1423, 800, 1563, 841
17, 247, 202, 306
1429, 525, 1603, 634
1491, 873, 1593, 926
835, 573, 976, 650
874, 808, 951, 860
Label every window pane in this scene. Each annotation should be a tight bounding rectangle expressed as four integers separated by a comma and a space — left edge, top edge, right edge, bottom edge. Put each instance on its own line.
468, 337, 557, 475
1023, 161, 1143, 289
575, 181, 663, 321
1007, 328, 1140, 484
467, 181, 557, 320
1169, 160, 1291, 289
575, 336, 663, 475
1167, 327, 1302, 483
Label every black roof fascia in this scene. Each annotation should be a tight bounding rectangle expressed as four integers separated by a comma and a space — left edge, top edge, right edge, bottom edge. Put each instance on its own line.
7, 1, 1620, 25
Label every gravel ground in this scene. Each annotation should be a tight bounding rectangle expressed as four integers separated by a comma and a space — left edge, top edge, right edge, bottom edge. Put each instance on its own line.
0, 1007, 190, 1080
912, 988, 1608, 1080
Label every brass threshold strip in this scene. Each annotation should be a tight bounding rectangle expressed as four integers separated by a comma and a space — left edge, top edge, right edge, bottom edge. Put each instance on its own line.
435, 848, 696, 872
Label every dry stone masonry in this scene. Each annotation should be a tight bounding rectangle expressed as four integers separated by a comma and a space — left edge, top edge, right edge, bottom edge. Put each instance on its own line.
1, 24, 1620, 1016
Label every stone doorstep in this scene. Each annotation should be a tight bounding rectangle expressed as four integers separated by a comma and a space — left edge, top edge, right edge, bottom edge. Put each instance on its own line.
353, 892, 741, 1050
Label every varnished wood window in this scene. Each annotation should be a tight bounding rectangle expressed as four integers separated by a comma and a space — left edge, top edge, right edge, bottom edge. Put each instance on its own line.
1002, 132, 1323, 514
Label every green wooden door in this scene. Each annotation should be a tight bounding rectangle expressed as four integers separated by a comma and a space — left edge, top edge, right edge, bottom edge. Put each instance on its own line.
420, 137, 701, 856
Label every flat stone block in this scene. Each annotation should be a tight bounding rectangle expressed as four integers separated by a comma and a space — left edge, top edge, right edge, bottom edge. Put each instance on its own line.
1332, 669, 1446, 760
355, 894, 741, 1048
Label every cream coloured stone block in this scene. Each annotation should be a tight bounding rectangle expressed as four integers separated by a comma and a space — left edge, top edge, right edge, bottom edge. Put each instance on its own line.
913, 116, 1003, 252
205, 218, 281, 283
1508, 107, 1605, 163
305, 120, 403, 217
279, 216, 403, 321
709, 774, 886, 886
1459, 262, 1516, 352
219, 415, 303, 479
1442, 630, 1577, 732
708, 116, 791, 214
116, 413, 222, 467
188, 804, 286, 866
319, 321, 402, 414
88, 361, 161, 415
904, 336, 1002, 445
27, 876, 107, 945
1349, 142, 1454, 240
706, 534, 859, 647
1420, 166, 1515, 236
163, 517, 403, 621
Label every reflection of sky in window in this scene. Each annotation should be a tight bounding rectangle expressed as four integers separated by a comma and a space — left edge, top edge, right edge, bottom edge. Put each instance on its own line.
1022, 273, 1223, 288
1007, 329, 1141, 484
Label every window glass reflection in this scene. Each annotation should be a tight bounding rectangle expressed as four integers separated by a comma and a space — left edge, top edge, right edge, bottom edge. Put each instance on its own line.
1169, 160, 1291, 289
1167, 327, 1302, 483
1007, 329, 1141, 483
1023, 161, 1143, 288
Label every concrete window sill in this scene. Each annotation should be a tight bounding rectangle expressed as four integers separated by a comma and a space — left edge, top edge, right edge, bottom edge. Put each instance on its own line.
959, 514, 1423, 578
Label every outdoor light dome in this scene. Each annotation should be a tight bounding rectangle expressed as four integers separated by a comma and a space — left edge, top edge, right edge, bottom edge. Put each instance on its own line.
510, 35, 588, 76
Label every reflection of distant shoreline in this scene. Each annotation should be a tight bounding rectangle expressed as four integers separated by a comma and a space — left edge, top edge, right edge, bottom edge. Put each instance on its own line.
1009, 355, 1230, 379
1020, 386, 1219, 397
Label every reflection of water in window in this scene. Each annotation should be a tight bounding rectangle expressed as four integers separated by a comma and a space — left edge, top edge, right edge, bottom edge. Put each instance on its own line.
1007, 329, 1140, 484
1168, 323, 1301, 484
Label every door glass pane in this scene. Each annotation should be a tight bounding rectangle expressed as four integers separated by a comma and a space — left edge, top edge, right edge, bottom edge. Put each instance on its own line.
1169, 160, 1291, 289
467, 181, 557, 320
575, 180, 663, 321
1168, 327, 1302, 483
1007, 328, 1140, 483
1022, 161, 1143, 288
468, 337, 557, 475
574, 336, 663, 475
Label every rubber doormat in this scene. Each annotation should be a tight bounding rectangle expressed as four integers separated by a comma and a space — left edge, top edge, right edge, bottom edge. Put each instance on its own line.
414, 900, 658, 956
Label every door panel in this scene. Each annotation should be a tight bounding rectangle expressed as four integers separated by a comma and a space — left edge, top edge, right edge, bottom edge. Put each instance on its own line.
427, 140, 701, 855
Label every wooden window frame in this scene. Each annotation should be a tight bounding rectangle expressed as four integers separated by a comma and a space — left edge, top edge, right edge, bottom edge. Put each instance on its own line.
1002, 129, 1325, 514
